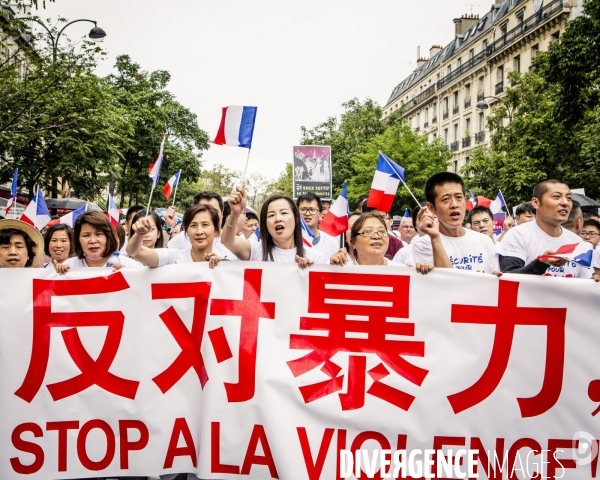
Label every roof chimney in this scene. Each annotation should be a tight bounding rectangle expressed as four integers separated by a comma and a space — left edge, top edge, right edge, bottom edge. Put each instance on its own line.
429, 44, 442, 58
454, 13, 480, 36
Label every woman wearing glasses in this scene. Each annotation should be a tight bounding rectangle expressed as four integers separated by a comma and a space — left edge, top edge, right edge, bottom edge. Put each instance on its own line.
330, 213, 402, 266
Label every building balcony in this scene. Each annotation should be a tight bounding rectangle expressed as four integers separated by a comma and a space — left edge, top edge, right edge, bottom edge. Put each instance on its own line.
443, 111, 449, 120
475, 131, 486, 143
424, 122, 429, 128
453, 105, 460, 115
477, 90, 485, 101
464, 98, 472, 109
462, 136, 472, 148
432, 116, 438, 124
450, 141, 460, 152
495, 81, 504, 95
415, 126, 420, 132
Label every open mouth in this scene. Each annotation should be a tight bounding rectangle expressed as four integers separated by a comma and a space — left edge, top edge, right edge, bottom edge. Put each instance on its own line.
53, 249, 64, 255
450, 212, 461, 221
558, 209, 569, 216
274, 225, 285, 234
371, 241, 383, 248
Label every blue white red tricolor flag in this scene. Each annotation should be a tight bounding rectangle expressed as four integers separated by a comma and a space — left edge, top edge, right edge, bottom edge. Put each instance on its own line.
300, 217, 314, 248
367, 152, 405, 212
212, 106, 257, 148
163, 170, 181, 201
20, 188, 51, 230
319, 181, 349, 237
108, 194, 120, 228
538, 243, 594, 267
148, 133, 165, 187
60, 204, 87, 228
466, 190, 477, 211
252, 226, 260, 243
490, 191, 507, 214
403, 208, 410, 218
4, 168, 18, 215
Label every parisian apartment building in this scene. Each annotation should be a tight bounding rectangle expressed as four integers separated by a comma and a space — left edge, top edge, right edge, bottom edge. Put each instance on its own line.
382, 0, 580, 174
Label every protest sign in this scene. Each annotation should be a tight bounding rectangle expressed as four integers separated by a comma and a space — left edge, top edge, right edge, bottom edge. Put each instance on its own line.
293, 146, 332, 200
1, 264, 599, 479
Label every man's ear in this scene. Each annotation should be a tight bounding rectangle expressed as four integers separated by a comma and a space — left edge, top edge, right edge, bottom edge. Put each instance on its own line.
531, 197, 540, 210
426, 202, 436, 214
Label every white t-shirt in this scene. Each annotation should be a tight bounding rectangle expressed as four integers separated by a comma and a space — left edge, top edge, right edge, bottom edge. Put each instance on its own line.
168, 234, 237, 261
249, 241, 328, 264
393, 243, 415, 266
412, 228, 496, 273
64, 254, 141, 268
313, 230, 341, 258
500, 220, 592, 278
593, 247, 600, 269
154, 248, 195, 266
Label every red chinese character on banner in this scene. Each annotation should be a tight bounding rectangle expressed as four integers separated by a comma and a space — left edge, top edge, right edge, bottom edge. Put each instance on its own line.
448, 280, 567, 417
210, 269, 275, 402
152, 269, 274, 401
15, 273, 139, 403
287, 271, 428, 411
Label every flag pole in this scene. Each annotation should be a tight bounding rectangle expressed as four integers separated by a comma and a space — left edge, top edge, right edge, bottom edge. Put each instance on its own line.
500, 190, 511, 217
146, 184, 156, 216
400, 177, 422, 208
241, 148, 252, 185
172, 169, 181, 206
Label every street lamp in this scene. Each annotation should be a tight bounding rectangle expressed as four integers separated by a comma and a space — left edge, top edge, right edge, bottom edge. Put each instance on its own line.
476, 96, 513, 123
29, 17, 107, 62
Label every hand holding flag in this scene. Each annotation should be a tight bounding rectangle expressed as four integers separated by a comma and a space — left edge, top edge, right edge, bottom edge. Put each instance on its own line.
538, 243, 593, 268
368, 152, 422, 212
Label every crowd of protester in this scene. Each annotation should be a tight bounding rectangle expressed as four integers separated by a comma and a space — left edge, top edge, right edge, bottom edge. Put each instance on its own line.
1, 172, 599, 286
0, 172, 599, 480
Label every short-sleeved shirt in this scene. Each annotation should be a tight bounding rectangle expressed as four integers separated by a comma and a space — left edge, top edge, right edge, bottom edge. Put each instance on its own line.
154, 248, 195, 266
168, 235, 237, 261
500, 220, 592, 278
393, 243, 415, 266
63, 254, 141, 268
593, 247, 600, 269
249, 241, 328, 264
412, 228, 496, 273
313, 230, 342, 259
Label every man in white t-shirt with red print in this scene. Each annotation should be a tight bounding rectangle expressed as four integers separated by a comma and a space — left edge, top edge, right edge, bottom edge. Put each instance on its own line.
412, 172, 496, 274
500, 179, 598, 280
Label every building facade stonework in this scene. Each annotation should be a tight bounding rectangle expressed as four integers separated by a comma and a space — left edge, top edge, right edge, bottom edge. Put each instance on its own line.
382, 0, 576, 174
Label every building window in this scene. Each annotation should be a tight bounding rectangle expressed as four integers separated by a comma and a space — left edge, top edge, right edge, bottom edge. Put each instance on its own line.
531, 44, 539, 59
497, 66, 504, 84
457, 57, 462, 69
465, 117, 471, 134
514, 55, 521, 73
465, 83, 471, 98
444, 128, 449, 144
417, 113, 421, 127
447, 65, 452, 76
424, 107, 429, 122
551, 31, 560, 42
469, 49, 475, 60
454, 160, 458, 173
444, 97, 449, 113
453, 91, 459, 106
478, 112, 485, 132
482, 39, 488, 52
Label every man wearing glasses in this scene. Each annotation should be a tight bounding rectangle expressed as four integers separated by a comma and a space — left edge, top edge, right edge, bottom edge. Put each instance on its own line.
398, 216, 417, 244
581, 218, 600, 277
296, 192, 340, 257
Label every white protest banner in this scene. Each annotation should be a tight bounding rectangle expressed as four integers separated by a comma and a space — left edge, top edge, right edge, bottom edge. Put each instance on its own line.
1, 263, 599, 479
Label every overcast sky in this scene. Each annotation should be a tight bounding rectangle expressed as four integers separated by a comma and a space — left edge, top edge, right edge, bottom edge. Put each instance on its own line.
36, 0, 491, 181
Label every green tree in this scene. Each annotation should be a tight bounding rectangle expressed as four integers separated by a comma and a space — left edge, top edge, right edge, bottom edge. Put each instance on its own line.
300, 98, 386, 193
266, 162, 293, 198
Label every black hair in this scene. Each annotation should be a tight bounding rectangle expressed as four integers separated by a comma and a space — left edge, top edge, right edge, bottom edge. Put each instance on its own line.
260, 195, 304, 261
296, 192, 323, 212
74, 211, 118, 260
411, 206, 420, 233
0, 228, 37, 267
532, 179, 569, 201
469, 205, 494, 222
126, 205, 145, 224
44, 224, 75, 257
245, 212, 258, 222
563, 200, 582, 230
193, 191, 224, 214
516, 202, 536, 217
130, 210, 164, 248
424, 172, 465, 204
583, 211, 600, 221
583, 219, 600, 232
222, 201, 231, 228
355, 194, 369, 212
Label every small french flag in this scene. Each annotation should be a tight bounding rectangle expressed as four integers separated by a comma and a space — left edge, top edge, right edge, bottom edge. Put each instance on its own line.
403, 208, 410, 218
538, 243, 594, 268
466, 190, 477, 211
5, 168, 18, 216
490, 191, 507, 214
212, 106, 257, 148
60, 204, 87, 228
108, 194, 120, 228
319, 181, 349, 237
163, 170, 181, 201
300, 217, 314, 248
252, 226, 261, 243
20, 188, 51, 231
148, 133, 165, 187
367, 152, 405, 213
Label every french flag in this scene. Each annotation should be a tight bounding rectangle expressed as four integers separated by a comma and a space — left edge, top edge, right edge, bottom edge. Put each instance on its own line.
5, 168, 18, 216
148, 133, 165, 187
252, 226, 260, 243
538, 243, 593, 268
367, 152, 405, 213
490, 191, 507, 214
20, 188, 51, 230
163, 170, 181, 201
212, 106, 257, 148
466, 190, 477, 211
300, 217, 314, 248
60, 204, 87, 228
319, 181, 349, 237
108, 194, 120, 228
